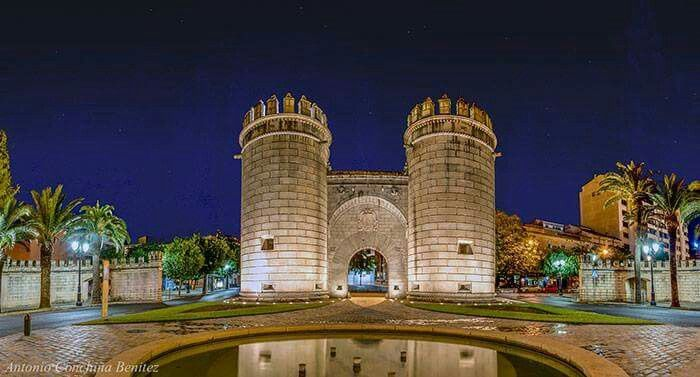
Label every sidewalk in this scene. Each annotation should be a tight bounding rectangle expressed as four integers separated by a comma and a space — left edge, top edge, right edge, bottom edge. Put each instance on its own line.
162, 287, 204, 302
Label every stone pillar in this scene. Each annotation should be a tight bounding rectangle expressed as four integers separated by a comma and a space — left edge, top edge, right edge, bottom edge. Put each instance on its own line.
404, 95, 498, 302
238, 93, 332, 301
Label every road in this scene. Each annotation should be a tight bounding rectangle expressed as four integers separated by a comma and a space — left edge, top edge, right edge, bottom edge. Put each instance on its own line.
518, 294, 700, 327
0, 288, 239, 337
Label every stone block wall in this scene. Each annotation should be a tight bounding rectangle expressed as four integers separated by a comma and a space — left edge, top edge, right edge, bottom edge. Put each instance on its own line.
578, 258, 700, 303
0, 252, 162, 312
404, 95, 498, 302
109, 256, 163, 302
239, 93, 332, 301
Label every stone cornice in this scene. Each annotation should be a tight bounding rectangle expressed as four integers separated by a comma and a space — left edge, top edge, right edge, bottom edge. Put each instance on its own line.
403, 115, 497, 151
239, 113, 332, 149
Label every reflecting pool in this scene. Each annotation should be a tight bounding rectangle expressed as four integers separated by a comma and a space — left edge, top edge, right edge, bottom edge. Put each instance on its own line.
142, 334, 583, 377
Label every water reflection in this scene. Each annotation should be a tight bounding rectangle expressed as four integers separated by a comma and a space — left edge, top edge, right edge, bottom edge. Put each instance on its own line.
153, 337, 574, 377
239, 338, 497, 377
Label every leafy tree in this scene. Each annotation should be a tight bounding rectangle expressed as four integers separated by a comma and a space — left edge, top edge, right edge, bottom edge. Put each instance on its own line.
541, 250, 579, 277
30, 186, 82, 308
349, 250, 376, 273
127, 241, 163, 261
541, 249, 579, 295
72, 202, 130, 304
193, 234, 234, 294
597, 161, 655, 303
211, 231, 241, 273
495, 211, 545, 280
163, 237, 204, 296
348, 250, 379, 285
0, 131, 18, 204
648, 174, 700, 307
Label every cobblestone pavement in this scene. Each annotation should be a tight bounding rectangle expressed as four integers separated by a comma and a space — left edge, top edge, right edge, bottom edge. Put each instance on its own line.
0, 298, 697, 376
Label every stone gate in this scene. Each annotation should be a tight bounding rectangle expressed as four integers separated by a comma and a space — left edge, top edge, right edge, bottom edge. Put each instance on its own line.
237, 93, 498, 302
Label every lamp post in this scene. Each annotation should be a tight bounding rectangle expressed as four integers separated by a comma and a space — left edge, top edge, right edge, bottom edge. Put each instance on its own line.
642, 242, 660, 306
553, 259, 565, 296
71, 241, 90, 306
224, 264, 231, 289
590, 254, 598, 302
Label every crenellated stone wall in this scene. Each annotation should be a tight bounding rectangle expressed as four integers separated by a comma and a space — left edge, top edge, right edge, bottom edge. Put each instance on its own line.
0, 252, 162, 312
578, 256, 700, 303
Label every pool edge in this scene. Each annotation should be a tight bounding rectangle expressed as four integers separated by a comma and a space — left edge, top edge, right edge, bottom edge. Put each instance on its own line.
95, 324, 629, 377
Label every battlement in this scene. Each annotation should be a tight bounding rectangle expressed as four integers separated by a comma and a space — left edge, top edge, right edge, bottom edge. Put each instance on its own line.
406, 94, 493, 129
2, 251, 162, 271
580, 256, 700, 271
242, 93, 328, 128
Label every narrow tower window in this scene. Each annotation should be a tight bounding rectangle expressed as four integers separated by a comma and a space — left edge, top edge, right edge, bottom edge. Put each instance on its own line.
458, 240, 473, 255
261, 236, 274, 251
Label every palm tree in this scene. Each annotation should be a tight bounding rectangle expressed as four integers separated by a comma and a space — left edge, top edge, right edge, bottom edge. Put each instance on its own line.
30, 186, 82, 308
73, 202, 130, 304
0, 198, 37, 311
649, 174, 700, 307
597, 161, 655, 304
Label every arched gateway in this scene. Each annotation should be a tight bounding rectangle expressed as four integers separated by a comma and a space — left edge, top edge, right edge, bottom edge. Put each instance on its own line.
237, 93, 498, 302
327, 192, 408, 299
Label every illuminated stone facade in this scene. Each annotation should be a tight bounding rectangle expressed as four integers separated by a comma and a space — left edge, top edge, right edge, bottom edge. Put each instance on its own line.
238, 94, 497, 301
578, 256, 700, 303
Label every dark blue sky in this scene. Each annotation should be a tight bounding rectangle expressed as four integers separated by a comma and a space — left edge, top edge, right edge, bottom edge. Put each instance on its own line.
1, 2, 698, 241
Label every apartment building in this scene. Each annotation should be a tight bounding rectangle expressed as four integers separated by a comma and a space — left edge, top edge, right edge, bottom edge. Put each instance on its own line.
579, 175, 690, 259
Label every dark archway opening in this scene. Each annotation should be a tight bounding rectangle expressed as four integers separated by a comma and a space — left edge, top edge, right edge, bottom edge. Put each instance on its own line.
347, 249, 387, 293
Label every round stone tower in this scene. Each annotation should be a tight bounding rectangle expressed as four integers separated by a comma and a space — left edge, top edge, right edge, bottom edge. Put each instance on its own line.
238, 93, 332, 301
404, 95, 498, 302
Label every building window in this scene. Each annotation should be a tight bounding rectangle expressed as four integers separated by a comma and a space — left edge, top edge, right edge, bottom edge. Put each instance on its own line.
458, 240, 473, 255
261, 236, 274, 251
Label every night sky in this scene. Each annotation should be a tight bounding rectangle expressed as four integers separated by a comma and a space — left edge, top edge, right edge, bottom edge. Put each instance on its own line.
1, 2, 698, 242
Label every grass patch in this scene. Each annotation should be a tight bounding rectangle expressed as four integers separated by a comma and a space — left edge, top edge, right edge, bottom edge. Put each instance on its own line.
405, 302, 658, 325
80, 301, 329, 325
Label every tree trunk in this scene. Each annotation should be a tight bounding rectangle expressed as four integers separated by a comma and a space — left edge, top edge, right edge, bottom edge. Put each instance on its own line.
202, 274, 208, 295
177, 279, 181, 296
39, 243, 53, 308
91, 254, 102, 304
633, 209, 643, 304
0, 254, 6, 312
668, 224, 680, 307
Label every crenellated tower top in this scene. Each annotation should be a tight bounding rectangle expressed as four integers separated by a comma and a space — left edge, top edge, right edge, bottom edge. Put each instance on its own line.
242, 92, 329, 128
403, 94, 497, 152
239, 92, 332, 150
406, 94, 494, 129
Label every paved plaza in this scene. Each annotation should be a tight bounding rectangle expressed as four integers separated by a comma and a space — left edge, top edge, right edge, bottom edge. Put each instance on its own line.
0, 298, 698, 376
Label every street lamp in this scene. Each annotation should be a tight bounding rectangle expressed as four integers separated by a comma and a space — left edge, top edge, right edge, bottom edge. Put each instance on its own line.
223, 263, 232, 289
553, 259, 565, 296
642, 242, 660, 306
71, 241, 90, 306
